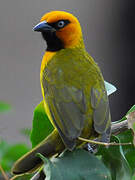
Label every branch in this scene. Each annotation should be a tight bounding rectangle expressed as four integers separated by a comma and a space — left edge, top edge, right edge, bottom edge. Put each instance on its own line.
111, 120, 128, 135
78, 137, 131, 146
0, 164, 9, 180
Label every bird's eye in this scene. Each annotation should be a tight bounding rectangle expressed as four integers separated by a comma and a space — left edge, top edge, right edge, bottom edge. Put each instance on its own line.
57, 21, 65, 28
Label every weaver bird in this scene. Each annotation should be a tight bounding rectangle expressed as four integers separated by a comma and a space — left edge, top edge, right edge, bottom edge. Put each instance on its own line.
12, 11, 111, 175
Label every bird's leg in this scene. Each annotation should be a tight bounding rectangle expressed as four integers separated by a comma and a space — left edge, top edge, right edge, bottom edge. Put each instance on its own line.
86, 143, 95, 153
100, 127, 111, 143
83, 140, 98, 153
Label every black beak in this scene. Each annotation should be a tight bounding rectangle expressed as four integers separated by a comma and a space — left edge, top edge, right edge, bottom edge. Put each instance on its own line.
33, 21, 56, 32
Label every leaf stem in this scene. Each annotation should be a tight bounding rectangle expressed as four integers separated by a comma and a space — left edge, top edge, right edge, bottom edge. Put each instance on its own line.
78, 137, 132, 146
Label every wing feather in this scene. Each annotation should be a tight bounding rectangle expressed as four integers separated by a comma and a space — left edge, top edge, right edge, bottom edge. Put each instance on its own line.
43, 80, 87, 149
91, 86, 111, 142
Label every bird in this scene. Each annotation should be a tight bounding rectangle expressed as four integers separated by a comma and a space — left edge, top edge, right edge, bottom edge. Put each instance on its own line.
12, 10, 111, 175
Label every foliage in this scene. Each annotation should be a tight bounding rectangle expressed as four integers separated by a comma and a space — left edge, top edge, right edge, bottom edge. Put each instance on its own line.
0, 140, 30, 173
97, 136, 131, 180
38, 149, 111, 180
30, 101, 54, 148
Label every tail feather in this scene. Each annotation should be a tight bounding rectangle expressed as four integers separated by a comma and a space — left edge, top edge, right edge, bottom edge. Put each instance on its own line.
12, 129, 65, 175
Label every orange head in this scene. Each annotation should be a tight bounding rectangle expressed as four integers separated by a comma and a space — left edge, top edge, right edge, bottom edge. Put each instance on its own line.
33, 11, 84, 51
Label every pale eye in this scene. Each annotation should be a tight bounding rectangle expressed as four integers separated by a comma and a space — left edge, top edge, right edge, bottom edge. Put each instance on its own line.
57, 21, 65, 28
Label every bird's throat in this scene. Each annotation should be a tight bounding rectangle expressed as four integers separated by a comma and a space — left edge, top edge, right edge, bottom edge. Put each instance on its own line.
42, 32, 64, 52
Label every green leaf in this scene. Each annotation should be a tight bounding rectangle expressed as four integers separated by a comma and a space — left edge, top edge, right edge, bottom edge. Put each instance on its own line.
0, 140, 30, 172
104, 81, 117, 96
117, 130, 135, 175
0, 140, 11, 172
127, 105, 135, 114
39, 149, 111, 180
2, 144, 30, 161
0, 101, 11, 112
97, 136, 132, 180
30, 101, 54, 148
119, 105, 135, 122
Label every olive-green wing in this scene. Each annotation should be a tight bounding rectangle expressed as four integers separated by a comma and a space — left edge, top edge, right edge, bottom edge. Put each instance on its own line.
91, 86, 111, 142
44, 81, 87, 150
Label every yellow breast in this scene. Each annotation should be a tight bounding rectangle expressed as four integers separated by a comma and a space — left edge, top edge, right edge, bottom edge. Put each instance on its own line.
40, 51, 56, 127
40, 51, 56, 72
